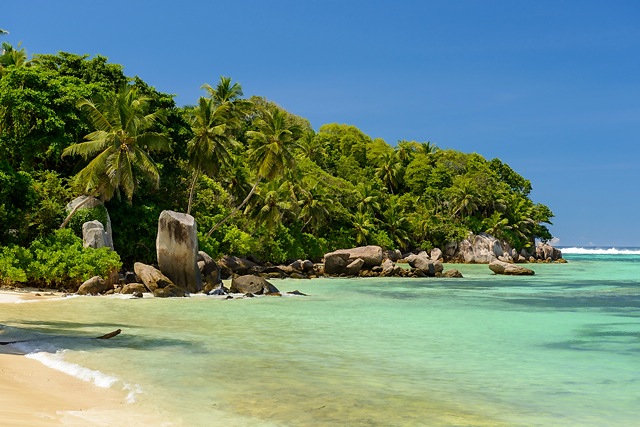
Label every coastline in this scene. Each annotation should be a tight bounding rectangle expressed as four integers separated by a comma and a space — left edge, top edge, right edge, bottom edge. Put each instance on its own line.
0, 291, 174, 426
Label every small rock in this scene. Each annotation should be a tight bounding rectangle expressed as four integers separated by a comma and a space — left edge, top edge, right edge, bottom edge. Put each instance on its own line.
443, 269, 463, 278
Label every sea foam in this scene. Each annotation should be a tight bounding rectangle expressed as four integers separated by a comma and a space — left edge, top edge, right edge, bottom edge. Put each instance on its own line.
560, 247, 640, 255
21, 347, 119, 388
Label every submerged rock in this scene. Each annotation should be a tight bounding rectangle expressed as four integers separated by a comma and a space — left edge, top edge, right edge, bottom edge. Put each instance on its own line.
489, 260, 535, 276
77, 276, 111, 295
230, 275, 279, 295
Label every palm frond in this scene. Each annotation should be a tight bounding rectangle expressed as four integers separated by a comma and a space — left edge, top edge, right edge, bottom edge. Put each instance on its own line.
77, 98, 113, 132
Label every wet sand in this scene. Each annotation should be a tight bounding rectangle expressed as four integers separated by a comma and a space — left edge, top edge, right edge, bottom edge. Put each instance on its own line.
0, 290, 174, 426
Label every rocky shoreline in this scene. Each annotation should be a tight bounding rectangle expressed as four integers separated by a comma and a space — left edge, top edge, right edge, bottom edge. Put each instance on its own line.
69, 207, 565, 298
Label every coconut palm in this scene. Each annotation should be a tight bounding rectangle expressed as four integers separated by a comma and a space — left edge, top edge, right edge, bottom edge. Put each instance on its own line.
415, 141, 438, 156
298, 182, 333, 233
185, 97, 238, 214
248, 179, 297, 232
383, 197, 411, 250
351, 211, 375, 246
201, 76, 244, 106
445, 176, 481, 219
61, 85, 171, 227
354, 182, 382, 216
395, 140, 417, 166
0, 42, 28, 69
375, 151, 403, 194
205, 106, 302, 237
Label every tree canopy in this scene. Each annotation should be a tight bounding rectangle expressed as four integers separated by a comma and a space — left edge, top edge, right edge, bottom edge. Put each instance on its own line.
0, 47, 554, 267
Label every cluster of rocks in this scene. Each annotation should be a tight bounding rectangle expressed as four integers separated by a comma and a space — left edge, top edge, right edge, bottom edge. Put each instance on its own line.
320, 245, 463, 278
444, 233, 564, 264
69, 200, 566, 296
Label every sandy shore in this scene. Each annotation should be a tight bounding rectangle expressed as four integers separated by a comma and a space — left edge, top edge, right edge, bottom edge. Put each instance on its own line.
0, 290, 174, 426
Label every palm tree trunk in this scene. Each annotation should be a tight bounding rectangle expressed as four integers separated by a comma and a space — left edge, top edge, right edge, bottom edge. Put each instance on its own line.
59, 195, 93, 229
205, 178, 261, 238
186, 169, 200, 216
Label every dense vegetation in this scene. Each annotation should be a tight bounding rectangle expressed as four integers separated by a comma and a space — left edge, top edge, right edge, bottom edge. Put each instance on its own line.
0, 41, 553, 286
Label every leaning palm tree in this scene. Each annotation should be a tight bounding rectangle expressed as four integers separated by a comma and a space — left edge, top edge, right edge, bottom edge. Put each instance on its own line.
205, 106, 302, 237
185, 97, 238, 214
60, 85, 171, 227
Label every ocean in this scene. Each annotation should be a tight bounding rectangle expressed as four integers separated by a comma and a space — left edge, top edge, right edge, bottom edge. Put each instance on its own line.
1, 249, 639, 426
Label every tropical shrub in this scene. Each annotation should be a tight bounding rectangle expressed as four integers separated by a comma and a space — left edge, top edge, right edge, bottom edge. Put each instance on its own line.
0, 229, 121, 289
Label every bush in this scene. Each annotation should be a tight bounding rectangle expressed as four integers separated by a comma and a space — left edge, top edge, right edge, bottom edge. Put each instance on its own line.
0, 245, 30, 285
67, 204, 109, 238
0, 229, 121, 289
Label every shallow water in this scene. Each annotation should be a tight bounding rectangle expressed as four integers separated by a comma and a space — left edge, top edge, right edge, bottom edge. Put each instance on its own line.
2, 253, 640, 426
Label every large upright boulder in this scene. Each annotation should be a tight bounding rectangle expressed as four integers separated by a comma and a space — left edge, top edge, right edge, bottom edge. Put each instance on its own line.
66, 196, 114, 250
82, 220, 108, 249
156, 211, 202, 293
332, 246, 383, 268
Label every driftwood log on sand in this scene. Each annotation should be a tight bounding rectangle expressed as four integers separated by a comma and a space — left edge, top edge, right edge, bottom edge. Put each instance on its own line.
0, 329, 122, 345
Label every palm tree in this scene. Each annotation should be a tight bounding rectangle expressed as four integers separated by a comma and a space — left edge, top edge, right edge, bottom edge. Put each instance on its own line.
446, 176, 481, 219
395, 140, 416, 166
248, 179, 297, 232
205, 106, 302, 237
202, 76, 244, 106
61, 85, 171, 227
375, 151, 403, 194
297, 130, 326, 164
0, 42, 28, 69
415, 141, 438, 156
185, 97, 238, 214
298, 182, 333, 233
354, 182, 382, 216
383, 198, 411, 250
351, 211, 375, 246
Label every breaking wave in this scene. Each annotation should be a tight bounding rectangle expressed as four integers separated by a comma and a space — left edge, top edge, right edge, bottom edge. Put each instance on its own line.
560, 247, 640, 255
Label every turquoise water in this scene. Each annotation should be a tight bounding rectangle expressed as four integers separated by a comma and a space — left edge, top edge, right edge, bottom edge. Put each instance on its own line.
2, 253, 640, 426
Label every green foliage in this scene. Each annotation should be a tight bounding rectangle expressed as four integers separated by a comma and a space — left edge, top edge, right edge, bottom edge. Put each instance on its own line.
220, 226, 258, 257
0, 162, 35, 244
0, 245, 30, 284
67, 204, 109, 238
0, 49, 555, 267
0, 229, 121, 288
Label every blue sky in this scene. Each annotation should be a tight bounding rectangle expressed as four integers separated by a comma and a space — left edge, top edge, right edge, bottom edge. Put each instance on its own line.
4, 1, 640, 246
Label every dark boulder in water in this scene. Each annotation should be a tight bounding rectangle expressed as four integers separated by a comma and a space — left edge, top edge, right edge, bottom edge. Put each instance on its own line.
230, 275, 279, 295
489, 260, 534, 276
